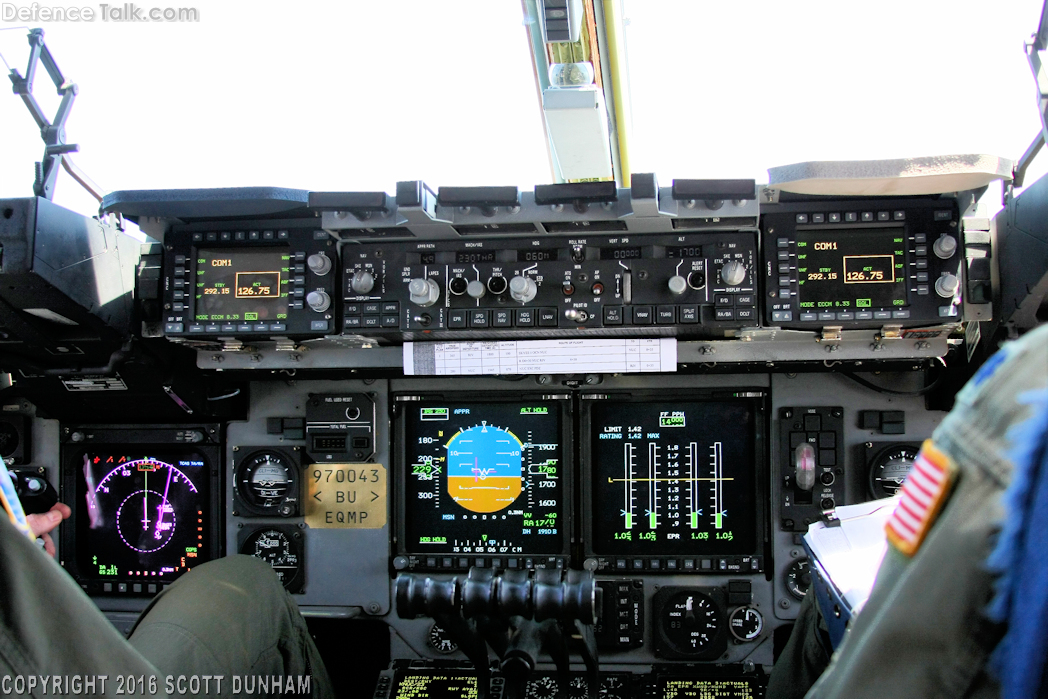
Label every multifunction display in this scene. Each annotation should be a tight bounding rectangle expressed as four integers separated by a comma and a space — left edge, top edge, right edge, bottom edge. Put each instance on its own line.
587, 398, 759, 556
795, 229, 907, 311
72, 451, 212, 585
398, 396, 569, 562
194, 247, 290, 323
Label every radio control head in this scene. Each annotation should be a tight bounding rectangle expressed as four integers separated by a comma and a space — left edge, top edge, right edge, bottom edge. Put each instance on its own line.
509, 275, 537, 303
720, 261, 747, 286
933, 234, 957, 260
466, 280, 486, 299
934, 272, 960, 298
306, 289, 332, 313
350, 269, 375, 294
408, 278, 440, 307
307, 253, 333, 276
667, 275, 688, 295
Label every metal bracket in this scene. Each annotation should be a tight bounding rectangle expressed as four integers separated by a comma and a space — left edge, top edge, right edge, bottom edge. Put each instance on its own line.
876, 325, 904, 341
817, 326, 842, 343
220, 339, 245, 352
7, 28, 107, 205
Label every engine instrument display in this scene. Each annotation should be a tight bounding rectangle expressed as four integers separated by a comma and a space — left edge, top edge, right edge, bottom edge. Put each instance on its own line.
194, 247, 290, 323
73, 451, 212, 585
397, 395, 570, 561
585, 395, 762, 557
795, 229, 907, 311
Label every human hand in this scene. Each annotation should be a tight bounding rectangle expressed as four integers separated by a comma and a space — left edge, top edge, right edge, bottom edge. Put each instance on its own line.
26, 502, 71, 557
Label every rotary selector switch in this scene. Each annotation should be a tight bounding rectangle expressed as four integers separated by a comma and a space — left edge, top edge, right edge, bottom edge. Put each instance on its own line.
306, 290, 331, 313
933, 234, 957, 260
935, 273, 960, 298
349, 270, 375, 294
307, 253, 332, 276
509, 275, 537, 303
720, 261, 747, 286
467, 280, 486, 299
408, 278, 440, 307
667, 275, 688, 295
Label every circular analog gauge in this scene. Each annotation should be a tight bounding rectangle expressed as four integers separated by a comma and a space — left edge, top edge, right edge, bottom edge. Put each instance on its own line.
785, 558, 812, 600
659, 590, 722, 655
427, 623, 458, 654
235, 450, 298, 516
728, 606, 764, 641
599, 676, 626, 699
526, 676, 558, 699
568, 677, 588, 699
239, 526, 303, 592
868, 445, 919, 499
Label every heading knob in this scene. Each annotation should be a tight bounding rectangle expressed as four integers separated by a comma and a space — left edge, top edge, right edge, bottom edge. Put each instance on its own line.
408, 278, 440, 307
350, 270, 375, 294
466, 280, 486, 299
306, 290, 331, 313
720, 261, 747, 286
307, 253, 332, 276
667, 275, 688, 295
933, 234, 957, 260
508, 275, 537, 303
934, 273, 960, 298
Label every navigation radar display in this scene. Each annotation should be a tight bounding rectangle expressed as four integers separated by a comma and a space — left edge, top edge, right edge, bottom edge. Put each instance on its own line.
587, 399, 758, 556
400, 398, 568, 558
74, 451, 211, 585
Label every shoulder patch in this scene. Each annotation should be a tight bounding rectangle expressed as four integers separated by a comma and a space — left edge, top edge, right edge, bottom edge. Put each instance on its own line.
886, 440, 957, 556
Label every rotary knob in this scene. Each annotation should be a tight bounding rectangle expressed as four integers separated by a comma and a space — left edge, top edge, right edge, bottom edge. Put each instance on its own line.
934, 273, 960, 298
350, 270, 375, 294
408, 278, 440, 307
466, 280, 486, 299
307, 253, 332, 276
667, 275, 688, 295
306, 290, 331, 313
720, 261, 747, 286
933, 234, 957, 260
508, 275, 537, 303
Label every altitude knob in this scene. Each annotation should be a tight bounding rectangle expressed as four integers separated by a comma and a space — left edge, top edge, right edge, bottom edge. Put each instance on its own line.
466, 280, 486, 299
720, 261, 747, 286
935, 273, 960, 298
350, 270, 375, 294
667, 275, 688, 295
408, 278, 440, 307
508, 275, 537, 303
306, 290, 331, 313
933, 234, 957, 260
307, 253, 332, 276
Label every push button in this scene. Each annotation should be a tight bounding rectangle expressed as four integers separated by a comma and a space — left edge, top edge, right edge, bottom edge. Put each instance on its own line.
603, 306, 623, 325
632, 306, 653, 324
678, 305, 698, 324
493, 310, 512, 327
448, 310, 468, 328
516, 309, 535, 326
656, 306, 676, 324
538, 308, 558, 327
470, 310, 490, 327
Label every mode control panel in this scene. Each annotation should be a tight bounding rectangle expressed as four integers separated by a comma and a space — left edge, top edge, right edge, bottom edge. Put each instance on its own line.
779, 407, 845, 532
162, 227, 339, 339
341, 233, 758, 338
762, 200, 964, 328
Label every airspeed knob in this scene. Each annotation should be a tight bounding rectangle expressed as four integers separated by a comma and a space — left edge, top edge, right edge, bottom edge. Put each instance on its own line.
307, 253, 332, 276
720, 261, 747, 286
408, 278, 440, 307
350, 270, 375, 294
466, 280, 486, 299
667, 275, 688, 295
306, 290, 331, 313
508, 275, 537, 303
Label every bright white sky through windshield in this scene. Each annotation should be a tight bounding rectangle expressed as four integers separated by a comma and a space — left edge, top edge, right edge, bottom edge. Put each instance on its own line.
0, 0, 1045, 221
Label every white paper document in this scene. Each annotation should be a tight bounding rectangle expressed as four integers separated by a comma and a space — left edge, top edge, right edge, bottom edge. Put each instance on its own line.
804, 498, 898, 613
403, 338, 677, 376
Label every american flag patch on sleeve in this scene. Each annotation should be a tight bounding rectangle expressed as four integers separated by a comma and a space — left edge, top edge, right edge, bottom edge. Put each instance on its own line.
885, 440, 957, 556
